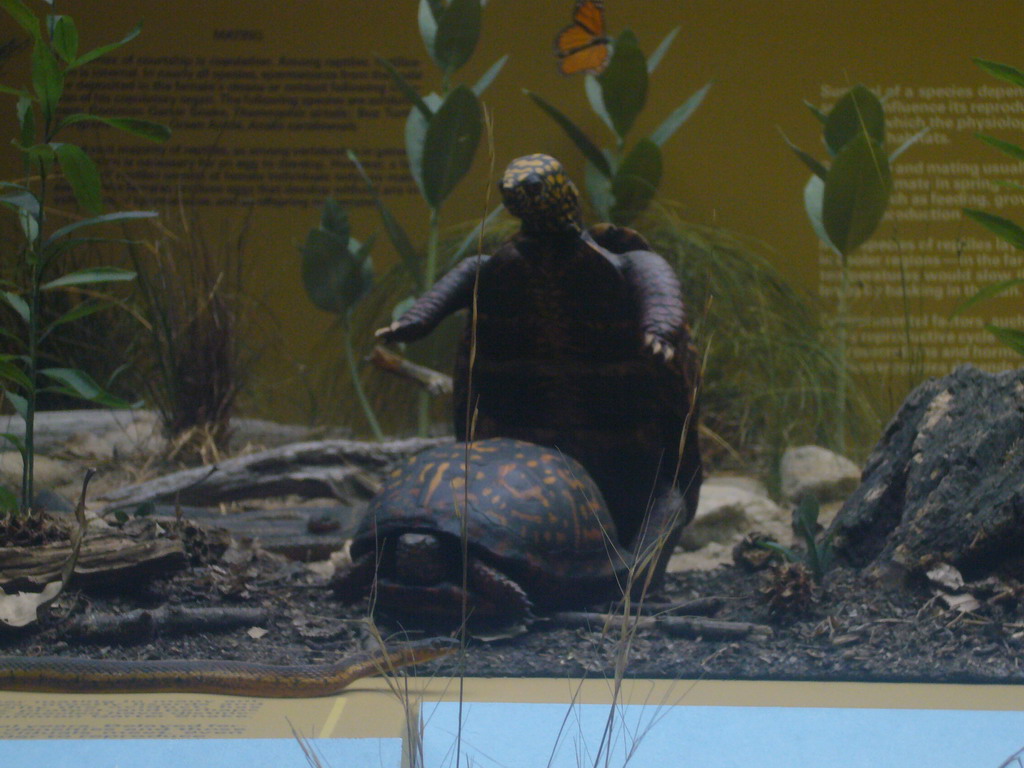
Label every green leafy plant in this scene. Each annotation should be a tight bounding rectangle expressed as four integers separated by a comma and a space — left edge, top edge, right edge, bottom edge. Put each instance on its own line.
528, 25, 710, 226
339, 0, 505, 435
301, 198, 384, 440
955, 58, 1024, 354
782, 84, 924, 452
757, 495, 835, 581
0, 0, 169, 512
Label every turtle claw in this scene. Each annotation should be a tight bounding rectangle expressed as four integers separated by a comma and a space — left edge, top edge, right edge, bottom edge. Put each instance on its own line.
644, 333, 675, 363
375, 322, 400, 341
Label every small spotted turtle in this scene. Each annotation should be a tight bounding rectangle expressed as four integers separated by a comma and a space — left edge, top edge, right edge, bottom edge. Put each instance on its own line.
333, 439, 629, 620
377, 154, 703, 588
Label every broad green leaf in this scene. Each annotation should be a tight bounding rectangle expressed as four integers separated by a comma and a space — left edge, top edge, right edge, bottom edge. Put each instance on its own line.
584, 74, 615, 136
527, 90, 611, 178
804, 100, 828, 125
780, 128, 828, 180
804, 174, 838, 255
472, 54, 507, 96
300, 227, 374, 314
70, 21, 141, 69
5, 391, 28, 419
432, 0, 481, 73
823, 84, 884, 156
2, 291, 29, 323
610, 138, 662, 226
41, 299, 112, 338
822, 132, 891, 256
46, 210, 157, 243
375, 55, 432, 120
964, 208, 1024, 250
405, 92, 443, 198
649, 81, 711, 148
0, 83, 30, 98
31, 37, 63, 124
418, 0, 439, 58
348, 150, 423, 286
18, 206, 38, 243
42, 266, 135, 290
646, 26, 679, 74
976, 132, 1024, 163
0, 358, 30, 389
40, 367, 132, 407
0, 431, 27, 456
986, 324, 1024, 356
0, 0, 41, 38
48, 14, 78, 63
59, 113, 171, 142
889, 126, 929, 163
951, 278, 1024, 317
421, 85, 482, 208
0, 188, 39, 215
319, 197, 350, 242
974, 58, 1024, 89
597, 29, 648, 140
54, 142, 102, 214
17, 97, 35, 152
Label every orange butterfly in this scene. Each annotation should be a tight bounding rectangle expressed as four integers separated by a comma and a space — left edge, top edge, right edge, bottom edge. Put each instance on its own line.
554, 0, 611, 76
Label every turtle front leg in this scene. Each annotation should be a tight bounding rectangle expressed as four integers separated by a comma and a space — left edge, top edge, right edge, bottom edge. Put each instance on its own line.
376, 255, 490, 343
466, 560, 533, 620
629, 484, 688, 597
623, 250, 689, 363
332, 551, 379, 603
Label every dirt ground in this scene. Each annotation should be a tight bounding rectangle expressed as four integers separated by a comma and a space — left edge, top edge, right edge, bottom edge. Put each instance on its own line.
1, 413, 1021, 688
3, 536, 1022, 686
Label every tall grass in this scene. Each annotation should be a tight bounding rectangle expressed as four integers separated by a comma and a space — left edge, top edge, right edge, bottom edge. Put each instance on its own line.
643, 203, 882, 476
124, 203, 258, 462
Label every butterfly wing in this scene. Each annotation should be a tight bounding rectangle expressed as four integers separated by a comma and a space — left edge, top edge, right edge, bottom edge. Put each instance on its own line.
554, 0, 610, 76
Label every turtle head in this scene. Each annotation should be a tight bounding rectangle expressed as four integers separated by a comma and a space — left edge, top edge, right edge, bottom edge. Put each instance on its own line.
499, 154, 583, 236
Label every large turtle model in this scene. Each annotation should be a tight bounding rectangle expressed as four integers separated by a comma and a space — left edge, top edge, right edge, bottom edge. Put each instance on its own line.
332, 438, 629, 621
376, 154, 702, 588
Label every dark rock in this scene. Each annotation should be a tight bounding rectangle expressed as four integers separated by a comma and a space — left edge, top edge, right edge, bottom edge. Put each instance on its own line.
830, 364, 1024, 581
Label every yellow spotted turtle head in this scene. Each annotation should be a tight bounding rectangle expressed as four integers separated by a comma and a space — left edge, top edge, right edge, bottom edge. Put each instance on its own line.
499, 154, 583, 236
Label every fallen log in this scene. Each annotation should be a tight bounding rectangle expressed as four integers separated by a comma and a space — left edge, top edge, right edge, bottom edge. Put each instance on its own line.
98, 437, 449, 512
0, 521, 186, 589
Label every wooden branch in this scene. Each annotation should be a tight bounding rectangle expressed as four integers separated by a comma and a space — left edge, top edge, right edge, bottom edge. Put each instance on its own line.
0, 527, 186, 588
637, 597, 724, 616
97, 437, 450, 512
369, 346, 453, 395
66, 605, 268, 643
550, 611, 772, 640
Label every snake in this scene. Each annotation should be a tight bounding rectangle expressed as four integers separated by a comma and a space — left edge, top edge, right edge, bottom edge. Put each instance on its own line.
0, 637, 458, 698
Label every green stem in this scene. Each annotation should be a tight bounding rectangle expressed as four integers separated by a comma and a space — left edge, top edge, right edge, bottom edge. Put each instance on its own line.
342, 314, 384, 441
415, 207, 442, 437
835, 256, 849, 456
22, 165, 46, 513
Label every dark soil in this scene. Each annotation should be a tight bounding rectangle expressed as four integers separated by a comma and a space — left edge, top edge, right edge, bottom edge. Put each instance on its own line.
3, 542, 1023, 685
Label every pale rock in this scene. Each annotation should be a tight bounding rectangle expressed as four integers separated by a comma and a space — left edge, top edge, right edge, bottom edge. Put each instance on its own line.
62, 411, 165, 459
780, 445, 861, 504
681, 479, 786, 549
0, 451, 79, 490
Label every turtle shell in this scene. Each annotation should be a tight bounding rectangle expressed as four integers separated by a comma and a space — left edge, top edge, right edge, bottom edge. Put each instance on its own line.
354, 438, 629, 610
